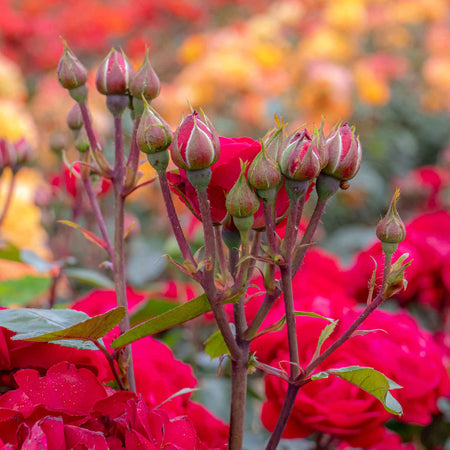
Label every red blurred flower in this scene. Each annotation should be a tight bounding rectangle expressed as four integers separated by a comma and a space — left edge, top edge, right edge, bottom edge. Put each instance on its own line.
168, 136, 294, 230
50, 166, 112, 200
346, 210, 450, 309
71, 288, 228, 448
252, 299, 449, 447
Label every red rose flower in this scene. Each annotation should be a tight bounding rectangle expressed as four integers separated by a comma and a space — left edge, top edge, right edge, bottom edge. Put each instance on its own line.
346, 210, 450, 309
0, 362, 220, 449
252, 297, 449, 447
168, 136, 294, 230
71, 288, 228, 448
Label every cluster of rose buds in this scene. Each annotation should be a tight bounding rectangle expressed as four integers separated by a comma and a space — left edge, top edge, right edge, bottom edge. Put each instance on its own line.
0, 138, 33, 174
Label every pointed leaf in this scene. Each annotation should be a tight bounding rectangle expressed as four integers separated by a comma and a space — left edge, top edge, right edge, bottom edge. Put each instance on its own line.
351, 329, 387, 337
0, 276, 51, 306
311, 365, 403, 415
155, 388, 199, 409
64, 267, 114, 288
130, 298, 178, 325
204, 324, 236, 360
311, 319, 338, 361
111, 291, 243, 348
254, 311, 335, 339
0, 308, 125, 350
59, 220, 108, 250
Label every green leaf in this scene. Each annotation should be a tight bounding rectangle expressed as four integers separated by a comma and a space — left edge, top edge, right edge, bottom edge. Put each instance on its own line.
155, 387, 199, 409
64, 268, 114, 288
0, 242, 21, 262
111, 291, 243, 349
130, 298, 178, 326
254, 311, 335, 339
0, 276, 51, 306
204, 325, 236, 360
311, 365, 403, 415
311, 319, 338, 361
20, 250, 53, 273
0, 307, 125, 350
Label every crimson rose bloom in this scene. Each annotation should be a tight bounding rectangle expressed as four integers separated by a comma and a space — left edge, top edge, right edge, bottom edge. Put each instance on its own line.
346, 210, 450, 309
168, 136, 293, 230
0, 362, 219, 449
71, 289, 228, 448
252, 296, 449, 448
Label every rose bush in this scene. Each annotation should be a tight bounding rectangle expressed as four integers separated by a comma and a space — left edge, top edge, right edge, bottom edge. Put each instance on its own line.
168, 136, 293, 230
71, 289, 229, 448
251, 288, 449, 447
0, 362, 220, 449
346, 210, 450, 309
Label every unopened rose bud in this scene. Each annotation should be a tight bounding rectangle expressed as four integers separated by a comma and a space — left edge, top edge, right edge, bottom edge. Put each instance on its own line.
57, 43, 88, 90
67, 104, 84, 131
130, 49, 160, 101
279, 129, 321, 181
226, 161, 260, 230
262, 116, 286, 162
96, 48, 134, 96
49, 132, 67, 154
136, 101, 172, 155
170, 110, 220, 171
323, 122, 362, 181
14, 139, 33, 167
74, 127, 90, 153
248, 145, 281, 201
377, 189, 406, 247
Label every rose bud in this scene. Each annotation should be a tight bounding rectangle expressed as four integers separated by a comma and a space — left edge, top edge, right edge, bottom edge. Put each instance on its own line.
226, 160, 260, 231
279, 129, 321, 182
262, 116, 286, 162
14, 139, 33, 167
57, 43, 88, 90
322, 122, 362, 181
49, 132, 67, 154
248, 144, 281, 201
170, 110, 220, 172
74, 127, 90, 153
66, 104, 84, 131
95, 48, 134, 96
377, 189, 406, 247
130, 49, 161, 101
136, 101, 172, 172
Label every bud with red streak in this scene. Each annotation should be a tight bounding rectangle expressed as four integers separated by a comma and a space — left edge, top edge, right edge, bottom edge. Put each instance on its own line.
170, 110, 220, 171
279, 129, 321, 181
323, 123, 362, 181
57, 43, 88, 90
96, 49, 134, 96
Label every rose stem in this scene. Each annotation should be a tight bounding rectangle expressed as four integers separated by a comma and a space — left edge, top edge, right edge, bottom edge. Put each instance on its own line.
196, 186, 240, 358
279, 180, 308, 380
0, 170, 17, 228
158, 170, 198, 274
266, 251, 394, 450
112, 112, 135, 392
214, 225, 228, 279
125, 115, 141, 180
94, 340, 126, 391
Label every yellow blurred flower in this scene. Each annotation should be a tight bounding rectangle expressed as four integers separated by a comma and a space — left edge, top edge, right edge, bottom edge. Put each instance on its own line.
0, 168, 49, 258
0, 54, 27, 101
324, 0, 368, 32
178, 34, 207, 64
354, 64, 390, 105
0, 100, 38, 147
298, 28, 354, 62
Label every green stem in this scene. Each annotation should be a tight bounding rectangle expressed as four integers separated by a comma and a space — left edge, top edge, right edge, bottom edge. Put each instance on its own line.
112, 114, 135, 392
